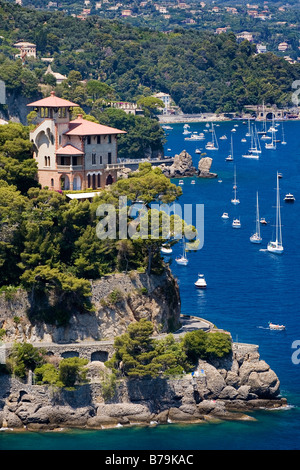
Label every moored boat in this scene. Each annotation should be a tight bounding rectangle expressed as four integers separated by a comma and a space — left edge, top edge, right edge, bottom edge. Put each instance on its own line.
194, 274, 207, 289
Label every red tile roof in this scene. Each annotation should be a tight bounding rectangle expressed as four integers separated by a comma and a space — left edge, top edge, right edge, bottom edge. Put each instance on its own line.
27, 91, 79, 108
56, 144, 84, 155
64, 114, 126, 136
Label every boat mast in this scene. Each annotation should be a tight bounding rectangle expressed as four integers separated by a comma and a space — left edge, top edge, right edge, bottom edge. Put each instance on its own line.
276, 173, 282, 246
256, 192, 260, 238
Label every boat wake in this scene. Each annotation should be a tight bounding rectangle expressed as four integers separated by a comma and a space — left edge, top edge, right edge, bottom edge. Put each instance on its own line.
259, 249, 268, 252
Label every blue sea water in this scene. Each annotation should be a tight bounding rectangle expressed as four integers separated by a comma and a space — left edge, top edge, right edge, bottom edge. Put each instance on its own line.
1, 120, 300, 450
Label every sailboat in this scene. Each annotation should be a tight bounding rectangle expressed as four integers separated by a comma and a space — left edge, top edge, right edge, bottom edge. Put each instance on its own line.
257, 102, 268, 136
231, 166, 240, 205
268, 116, 278, 133
265, 128, 276, 150
205, 122, 219, 150
225, 134, 234, 161
267, 173, 284, 254
242, 124, 260, 159
175, 241, 189, 265
245, 119, 251, 137
281, 123, 287, 145
250, 192, 262, 244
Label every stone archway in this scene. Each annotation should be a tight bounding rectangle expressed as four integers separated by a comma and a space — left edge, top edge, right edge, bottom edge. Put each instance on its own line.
106, 174, 113, 185
73, 174, 82, 191
60, 174, 70, 190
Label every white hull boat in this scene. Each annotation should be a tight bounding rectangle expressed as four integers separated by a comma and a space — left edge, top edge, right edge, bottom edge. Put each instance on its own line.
269, 322, 285, 331
194, 274, 207, 289
267, 173, 284, 254
250, 192, 262, 244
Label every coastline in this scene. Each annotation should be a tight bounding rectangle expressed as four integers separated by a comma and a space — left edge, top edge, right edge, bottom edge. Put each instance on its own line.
0, 337, 287, 433
159, 113, 300, 124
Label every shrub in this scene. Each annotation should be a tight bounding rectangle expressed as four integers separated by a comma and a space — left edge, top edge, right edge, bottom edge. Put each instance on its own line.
8, 343, 45, 379
58, 357, 88, 389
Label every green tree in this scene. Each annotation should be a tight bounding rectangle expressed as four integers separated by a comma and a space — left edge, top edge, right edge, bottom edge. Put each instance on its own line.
58, 357, 88, 388
8, 343, 45, 379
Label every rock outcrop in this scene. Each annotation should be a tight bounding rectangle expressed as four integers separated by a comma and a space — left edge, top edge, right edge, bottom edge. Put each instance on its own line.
198, 156, 217, 178
0, 268, 181, 343
159, 150, 217, 179
0, 343, 286, 431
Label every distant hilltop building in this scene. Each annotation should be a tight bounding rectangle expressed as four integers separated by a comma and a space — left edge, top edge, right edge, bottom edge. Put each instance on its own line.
27, 92, 126, 192
44, 64, 68, 84
14, 41, 36, 59
257, 44, 267, 53
278, 42, 289, 52
152, 92, 171, 114
236, 31, 254, 42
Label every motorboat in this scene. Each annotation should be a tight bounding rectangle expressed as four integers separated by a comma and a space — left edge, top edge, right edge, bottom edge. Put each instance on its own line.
284, 193, 295, 203
179, 180, 184, 185
194, 274, 207, 289
161, 245, 172, 255
269, 322, 285, 331
260, 217, 267, 225
185, 133, 204, 141
220, 135, 227, 140
232, 218, 241, 228
191, 180, 196, 184
195, 148, 201, 154
221, 212, 229, 219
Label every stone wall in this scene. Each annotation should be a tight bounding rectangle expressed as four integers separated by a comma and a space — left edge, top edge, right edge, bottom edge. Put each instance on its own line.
0, 268, 181, 344
0, 342, 286, 431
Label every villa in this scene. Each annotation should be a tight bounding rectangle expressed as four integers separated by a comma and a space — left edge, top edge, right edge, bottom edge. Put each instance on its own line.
27, 92, 126, 192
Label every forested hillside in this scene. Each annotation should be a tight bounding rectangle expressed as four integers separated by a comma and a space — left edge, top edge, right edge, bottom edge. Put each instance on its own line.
0, 0, 299, 114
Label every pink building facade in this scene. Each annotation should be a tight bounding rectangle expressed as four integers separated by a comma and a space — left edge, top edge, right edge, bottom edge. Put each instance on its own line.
28, 92, 126, 191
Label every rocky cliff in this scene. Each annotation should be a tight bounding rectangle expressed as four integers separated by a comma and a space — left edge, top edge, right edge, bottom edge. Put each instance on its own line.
0, 342, 286, 431
0, 268, 181, 344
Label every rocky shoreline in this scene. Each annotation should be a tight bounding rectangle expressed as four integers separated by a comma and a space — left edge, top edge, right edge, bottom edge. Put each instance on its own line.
0, 342, 287, 432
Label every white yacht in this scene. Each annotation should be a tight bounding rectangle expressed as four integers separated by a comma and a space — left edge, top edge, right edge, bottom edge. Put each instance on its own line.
161, 244, 172, 254
194, 274, 207, 289
232, 218, 241, 229
284, 193, 295, 203
222, 212, 229, 219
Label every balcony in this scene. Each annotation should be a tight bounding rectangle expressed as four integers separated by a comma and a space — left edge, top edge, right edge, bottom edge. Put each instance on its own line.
57, 164, 83, 172
104, 163, 125, 170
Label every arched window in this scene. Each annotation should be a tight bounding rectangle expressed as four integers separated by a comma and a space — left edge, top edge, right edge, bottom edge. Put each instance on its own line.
47, 156, 50, 167
45, 156, 48, 167
88, 174, 91, 188
97, 173, 100, 188
51, 178, 54, 187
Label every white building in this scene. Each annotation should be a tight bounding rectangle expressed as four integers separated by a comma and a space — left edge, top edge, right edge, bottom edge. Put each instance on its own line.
14, 41, 36, 59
